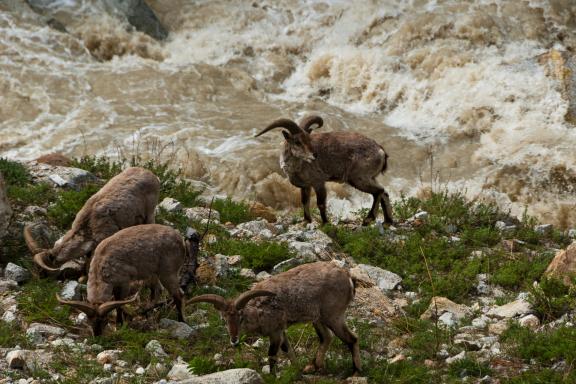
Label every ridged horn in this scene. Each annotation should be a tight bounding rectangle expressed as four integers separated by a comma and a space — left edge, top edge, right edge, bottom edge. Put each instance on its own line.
97, 294, 139, 317
299, 115, 324, 133
234, 290, 276, 310
255, 118, 303, 137
56, 294, 97, 317
34, 252, 59, 272
188, 294, 228, 311
23, 224, 46, 255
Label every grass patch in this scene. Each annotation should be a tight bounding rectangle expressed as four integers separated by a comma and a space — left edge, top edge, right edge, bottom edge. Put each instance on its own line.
47, 184, 101, 229
208, 239, 293, 272
0, 157, 30, 186
529, 277, 576, 322
448, 357, 491, 379
17, 278, 72, 327
213, 197, 253, 224
0, 322, 30, 348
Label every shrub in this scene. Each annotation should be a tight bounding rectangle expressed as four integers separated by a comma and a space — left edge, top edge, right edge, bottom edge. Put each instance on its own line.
529, 277, 576, 322
208, 239, 293, 272
212, 197, 253, 224
0, 158, 30, 186
47, 184, 101, 229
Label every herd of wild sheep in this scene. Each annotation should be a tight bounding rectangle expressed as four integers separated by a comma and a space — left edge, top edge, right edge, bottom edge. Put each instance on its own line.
23, 115, 392, 376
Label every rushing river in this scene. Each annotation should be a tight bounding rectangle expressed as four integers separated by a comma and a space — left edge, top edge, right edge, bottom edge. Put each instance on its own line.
1, 0, 576, 227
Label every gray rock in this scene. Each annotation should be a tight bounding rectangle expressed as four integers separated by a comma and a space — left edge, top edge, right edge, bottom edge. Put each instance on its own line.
0, 278, 19, 292
145, 340, 168, 359
487, 299, 532, 319
158, 197, 182, 213
288, 241, 317, 260
28, 162, 98, 190
412, 211, 428, 221
184, 207, 221, 223
272, 258, 302, 274
568, 229, 576, 238
230, 219, 272, 238
472, 315, 490, 329
178, 368, 263, 384
6, 350, 26, 369
255, 271, 271, 281
159, 318, 201, 340
534, 224, 553, 235
26, 323, 65, 344
1, 309, 17, 323
438, 312, 458, 328
446, 351, 466, 364
0, 173, 12, 240
357, 264, 402, 291
421, 297, 472, 321
239, 268, 256, 279
60, 281, 83, 301
454, 333, 482, 351
4, 263, 31, 284
96, 350, 122, 365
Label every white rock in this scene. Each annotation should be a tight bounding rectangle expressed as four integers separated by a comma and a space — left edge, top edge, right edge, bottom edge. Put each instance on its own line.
177, 368, 263, 384
519, 314, 540, 330
288, 241, 317, 260
239, 268, 256, 279
534, 224, 553, 235
413, 211, 428, 220
6, 350, 26, 369
256, 271, 271, 281
568, 229, 576, 238
446, 351, 466, 364
357, 264, 402, 291
27, 323, 66, 337
135, 367, 145, 375
2, 309, 17, 323
145, 340, 168, 359
158, 197, 183, 213
167, 358, 195, 381
421, 297, 472, 321
184, 207, 221, 223
4, 263, 31, 283
487, 299, 532, 318
438, 312, 458, 328
60, 281, 83, 301
472, 315, 490, 329
96, 350, 122, 365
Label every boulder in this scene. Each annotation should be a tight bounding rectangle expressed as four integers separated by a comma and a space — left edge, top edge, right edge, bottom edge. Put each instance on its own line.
421, 297, 472, 321
545, 242, 576, 285
27, 162, 98, 190
178, 368, 263, 384
4, 263, 31, 284
354, 264, 402, 291
158, 197, 182, 213
487, 299, 532, 319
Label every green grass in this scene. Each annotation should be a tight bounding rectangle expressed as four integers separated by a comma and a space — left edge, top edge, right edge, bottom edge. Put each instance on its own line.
529, 277, 576, 322
17, 278, 72, 327
0, 322, 31, 348
47, 184, 101, 230
213, 197, 253, 224
208, 238, 293, 272
0, 157, 30, 186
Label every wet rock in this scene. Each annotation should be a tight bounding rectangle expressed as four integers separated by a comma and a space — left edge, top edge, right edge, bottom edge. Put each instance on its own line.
28, 162, 98, 190
355, 264, 402, 291
167, 357, 195, 381
145, 340, 168, 359
96, 350, 122, 365
545, 242, 576, 286
534, 224, 553, 235
4, 263, 31, 284
159, 318, 200, 340
519, 314, 540, 330
0, 173, 12, 241
60, 281, 83, 301
487, 299, 532, 319
421, 297, 472, 321
178, 368, 263, 384
249, 202, 277, 223
158, 197, 182, 213
184, 207, 221, 223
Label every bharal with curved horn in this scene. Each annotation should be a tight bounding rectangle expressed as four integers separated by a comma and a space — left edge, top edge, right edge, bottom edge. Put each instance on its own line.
57, 224, 197, 335
188, 262, 362, 376
254, 114, 393, 225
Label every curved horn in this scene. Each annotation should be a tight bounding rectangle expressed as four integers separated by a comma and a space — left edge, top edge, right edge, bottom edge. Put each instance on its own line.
34, 252, 59, 272
299, 115, 324, 133
234, 290, 276, 310
188, 294, 228, 311
56, 294, 97, 317
255, 118, 303, 137
23, 225, 46, 255
97, 294, 139, 317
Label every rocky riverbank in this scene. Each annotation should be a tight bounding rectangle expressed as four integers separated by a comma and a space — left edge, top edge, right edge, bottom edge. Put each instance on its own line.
1, 157, 575, 383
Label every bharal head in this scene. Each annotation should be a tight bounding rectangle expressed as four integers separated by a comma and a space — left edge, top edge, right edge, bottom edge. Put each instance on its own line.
56, 294, 138, 336
24, 224, 93, 273
255, 118, 316, 163
188, 290, 276, 346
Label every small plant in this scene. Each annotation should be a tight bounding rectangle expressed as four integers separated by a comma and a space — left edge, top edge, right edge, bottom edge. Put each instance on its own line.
448, 357, 492, 378
0, 158, 30, 186
188, 356, 218, 375
529, 277, 576, 322
47, 184, 101, 229
70, 156, 123, 181
213, 197, 253, 224
17, 278, 72, 326
208, 238, 293, 272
